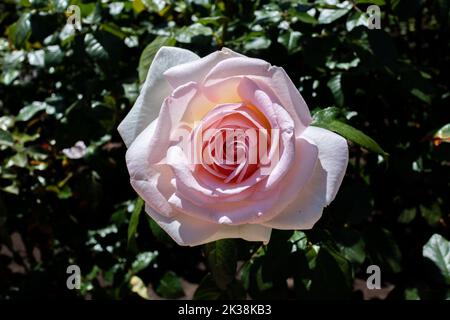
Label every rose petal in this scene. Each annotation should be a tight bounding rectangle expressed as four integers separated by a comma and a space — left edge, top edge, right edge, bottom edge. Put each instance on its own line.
237, 77, 296, 190
261, 159, 327, 230
167, 190, 281, 225
118, 46, 199, 147
202, 59, 312, 133
300, 126, 348, 204
145, 204, 271, 246
258, 67, 312, 130
126, 82, 200, 217
164, 47, 243, 89
126, 122, 173, 216
261, 127, 348, 229
166, 145, 260, 203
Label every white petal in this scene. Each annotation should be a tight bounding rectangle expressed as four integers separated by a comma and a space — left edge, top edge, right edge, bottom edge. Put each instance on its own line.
126, 121, 174, 217
262, 126, 348, 230
163, 47, 242, 89
118, 46, 199, 147
262, 159, 327, 230
125, 82, 199, 217
301, 126, 348, 204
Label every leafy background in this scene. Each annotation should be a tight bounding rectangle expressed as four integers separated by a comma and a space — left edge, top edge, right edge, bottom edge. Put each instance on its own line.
0, 0, 449, 300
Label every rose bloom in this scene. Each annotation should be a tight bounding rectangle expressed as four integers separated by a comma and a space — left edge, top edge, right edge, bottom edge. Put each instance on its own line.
118, 47, 348, 246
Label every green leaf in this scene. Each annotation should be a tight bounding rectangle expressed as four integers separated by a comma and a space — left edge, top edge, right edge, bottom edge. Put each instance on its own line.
27, 50, 45, 67
404, 287, 420, 300
318, 1, 352, 24
84, 33, 109, 60
398, 208, 416, 224
277, 30, 301, 54
147, 216, 174, 246
1, 70, 20, 85
7, 152, 28, 168
346, 12, 369, 32
8, 13, 31, 49
142, 0, 169, 13
175, 23, 213, 44
131, 251, 158, 274
100, 23, 127, 40
128, 197, 144, 245
333, 228, 366, 264
196, 16, 228, 27
16, 102, 53, 122
312, 107, 388, 157
355, 0, 385, 4
309, 246, 353, 298
364, 227, 402, 273
194, 274, 245, 300
138, 36, 176, 84
156, 271, 185, 299
423, 234, 450, 284
327, 74, 344, 107
244, 35, 271, 51
411, 88, 432, 104
420, 203, 442, 227
296, 12, 318, 24
132, 0, 146, 14
44, 45, 64, 66
205, 239, 237, 290
2, 181, 19, 195
193, 274, 223, 300
326, 56, 360, 70
0, 129, 14, 147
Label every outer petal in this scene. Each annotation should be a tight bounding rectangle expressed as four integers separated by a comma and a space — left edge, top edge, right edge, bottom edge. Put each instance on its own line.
125, 82, 199, 217
262, 159, 327, 229
163, 47, 243, 89
145, 204, 272, 246
118, 46, 199, 147
126, 121, 173, 217
301, 126, 348, 204
262, 126, 348, 229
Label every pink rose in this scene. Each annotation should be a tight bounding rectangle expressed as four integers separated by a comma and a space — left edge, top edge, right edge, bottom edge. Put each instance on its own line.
118, 47, 348, 246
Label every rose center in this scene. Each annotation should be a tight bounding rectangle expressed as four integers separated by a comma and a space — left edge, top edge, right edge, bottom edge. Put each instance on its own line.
192, 103, 272, 184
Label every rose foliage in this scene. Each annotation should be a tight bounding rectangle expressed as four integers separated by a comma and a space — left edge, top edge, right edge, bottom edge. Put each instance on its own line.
0, 0, 449, 300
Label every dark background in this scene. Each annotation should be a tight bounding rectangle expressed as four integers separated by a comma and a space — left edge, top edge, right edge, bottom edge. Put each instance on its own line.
0, 0, 449, 300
